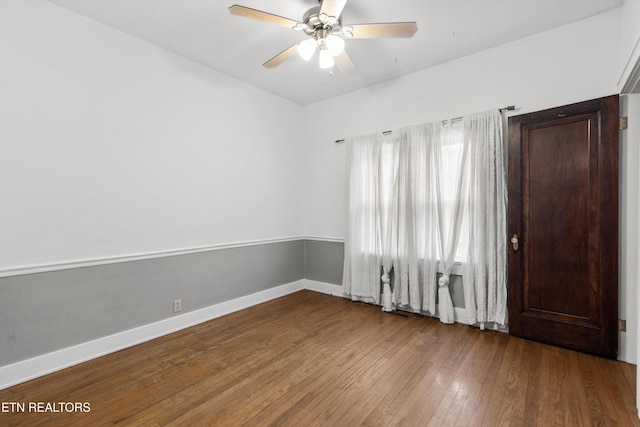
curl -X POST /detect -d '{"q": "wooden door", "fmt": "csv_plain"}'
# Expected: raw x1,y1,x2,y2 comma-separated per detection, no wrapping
507,95,619,359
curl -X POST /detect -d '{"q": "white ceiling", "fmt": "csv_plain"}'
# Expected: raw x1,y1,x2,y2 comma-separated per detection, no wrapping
49,0,624,105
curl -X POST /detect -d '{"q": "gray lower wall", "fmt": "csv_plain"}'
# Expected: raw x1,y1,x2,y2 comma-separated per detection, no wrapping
1,238,465,367
0,240,304,366
304,239,344,285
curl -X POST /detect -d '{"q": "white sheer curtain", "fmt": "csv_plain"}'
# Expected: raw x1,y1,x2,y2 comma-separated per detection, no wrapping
378,134,400,311
342,110,507,326
342,133,383,304
393,124,439,314
434,119,469,323
342,132,405,311
463,110,508,326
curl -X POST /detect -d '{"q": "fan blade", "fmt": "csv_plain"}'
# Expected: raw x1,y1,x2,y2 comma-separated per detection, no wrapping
343,22,418,39
229,5,303,29
334,50,357,75
263,44,299,68
319,0,348,25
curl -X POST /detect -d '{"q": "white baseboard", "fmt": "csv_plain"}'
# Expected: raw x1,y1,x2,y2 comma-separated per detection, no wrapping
0,280,306,390
302,279,345,297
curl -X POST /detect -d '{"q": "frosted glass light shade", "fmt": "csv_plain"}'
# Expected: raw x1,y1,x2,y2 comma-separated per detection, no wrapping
325,35,345,56
319,49,334,69
297,38,317,61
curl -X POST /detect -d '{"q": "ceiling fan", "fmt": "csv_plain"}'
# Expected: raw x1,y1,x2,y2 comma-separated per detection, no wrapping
228,0,418,74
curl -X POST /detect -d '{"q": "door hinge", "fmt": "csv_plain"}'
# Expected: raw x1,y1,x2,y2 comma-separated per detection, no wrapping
619,319,627,332
619,117,628,130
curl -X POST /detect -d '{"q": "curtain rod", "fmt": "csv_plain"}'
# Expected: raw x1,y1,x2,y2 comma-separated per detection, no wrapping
334,105,517,144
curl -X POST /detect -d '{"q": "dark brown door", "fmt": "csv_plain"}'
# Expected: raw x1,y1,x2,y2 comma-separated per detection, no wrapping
507,95,619,359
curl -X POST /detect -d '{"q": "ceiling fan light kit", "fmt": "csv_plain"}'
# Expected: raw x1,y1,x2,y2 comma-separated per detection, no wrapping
228,0,417,74
318,48,335,69
296,29,344,64
297,38,317,61
325,34,345,56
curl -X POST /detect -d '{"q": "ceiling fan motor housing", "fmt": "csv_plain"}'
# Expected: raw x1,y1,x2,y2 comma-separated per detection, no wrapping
302,6,342,35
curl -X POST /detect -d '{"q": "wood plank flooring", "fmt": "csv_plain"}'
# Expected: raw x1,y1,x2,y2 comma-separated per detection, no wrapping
0,290,637,426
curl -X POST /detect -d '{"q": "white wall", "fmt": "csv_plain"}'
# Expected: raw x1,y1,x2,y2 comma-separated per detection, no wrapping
0,0,305,270
301,9,638,362
617,0,640,370
618,0,640,91
634,93,640,417
621,93,639,365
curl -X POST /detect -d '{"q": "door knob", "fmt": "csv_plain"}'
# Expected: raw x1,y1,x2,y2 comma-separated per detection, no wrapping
511,234,519,251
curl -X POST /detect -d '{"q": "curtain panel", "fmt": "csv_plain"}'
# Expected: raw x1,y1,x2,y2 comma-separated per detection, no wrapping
342,110,507,326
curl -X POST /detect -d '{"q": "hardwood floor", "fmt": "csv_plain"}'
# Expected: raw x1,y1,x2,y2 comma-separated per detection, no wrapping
0,290,637,426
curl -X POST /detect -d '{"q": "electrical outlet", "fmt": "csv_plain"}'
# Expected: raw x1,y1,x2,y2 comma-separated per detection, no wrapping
173,299,182,313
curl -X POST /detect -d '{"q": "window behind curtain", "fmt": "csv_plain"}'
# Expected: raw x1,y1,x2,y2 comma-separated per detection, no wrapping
371,120,468,263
